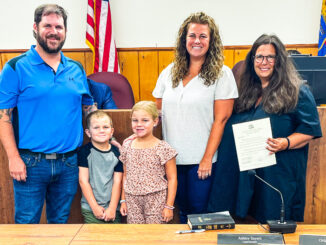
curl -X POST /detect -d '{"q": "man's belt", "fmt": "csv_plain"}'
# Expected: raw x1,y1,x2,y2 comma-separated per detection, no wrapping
19,149,77,160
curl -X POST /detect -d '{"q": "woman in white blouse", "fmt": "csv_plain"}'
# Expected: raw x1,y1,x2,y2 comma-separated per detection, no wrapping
152,12,238,223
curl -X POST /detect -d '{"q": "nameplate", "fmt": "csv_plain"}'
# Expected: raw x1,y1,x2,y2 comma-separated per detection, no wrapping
217,233,284,244
299,234,326,245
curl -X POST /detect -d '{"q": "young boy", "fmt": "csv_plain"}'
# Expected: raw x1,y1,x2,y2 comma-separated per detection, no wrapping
78,110,123,223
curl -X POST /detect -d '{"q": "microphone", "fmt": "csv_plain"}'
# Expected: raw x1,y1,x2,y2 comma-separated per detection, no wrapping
248,170,297,234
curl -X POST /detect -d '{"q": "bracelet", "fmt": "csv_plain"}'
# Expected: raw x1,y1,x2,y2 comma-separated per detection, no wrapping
119,199,126,204
164,205,175,210
285,137,290,150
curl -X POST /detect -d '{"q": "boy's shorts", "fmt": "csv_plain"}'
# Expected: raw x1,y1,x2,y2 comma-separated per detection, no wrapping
81,208,121,224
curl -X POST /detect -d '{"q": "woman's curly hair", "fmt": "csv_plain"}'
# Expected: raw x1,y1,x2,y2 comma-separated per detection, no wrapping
171,12,224,88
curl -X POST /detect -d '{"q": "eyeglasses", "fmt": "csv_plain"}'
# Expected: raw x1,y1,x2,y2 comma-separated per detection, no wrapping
253,55,276,63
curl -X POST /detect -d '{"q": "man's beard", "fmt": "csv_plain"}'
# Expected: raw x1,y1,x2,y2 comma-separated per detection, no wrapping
36,33,66,54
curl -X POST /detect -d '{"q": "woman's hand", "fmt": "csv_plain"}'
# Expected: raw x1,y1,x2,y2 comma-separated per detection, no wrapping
197,158,212,180
266,137,288,154
162,208,173,223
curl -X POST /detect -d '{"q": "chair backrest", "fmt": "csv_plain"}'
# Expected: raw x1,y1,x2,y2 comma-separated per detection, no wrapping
232,60,245,87
87,72,135,109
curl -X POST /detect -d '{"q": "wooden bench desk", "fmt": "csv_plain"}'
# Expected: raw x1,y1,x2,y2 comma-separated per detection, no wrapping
0,224,326,245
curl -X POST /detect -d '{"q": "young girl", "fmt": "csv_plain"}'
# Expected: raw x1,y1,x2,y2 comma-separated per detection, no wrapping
119,101,177,224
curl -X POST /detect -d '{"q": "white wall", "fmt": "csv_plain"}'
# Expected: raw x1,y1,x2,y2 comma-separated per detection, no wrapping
0,0,322,49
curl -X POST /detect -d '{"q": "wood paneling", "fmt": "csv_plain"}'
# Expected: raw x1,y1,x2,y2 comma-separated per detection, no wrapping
64,52,86,70
304,107,326,224
223,49,234,69
118,51,140,102
158,50,174,75
296,47,318,56
85,51,93,76
234,49,250,64
1,53,22,69
0,144,13,224
0,54,3,72
139,51,159,101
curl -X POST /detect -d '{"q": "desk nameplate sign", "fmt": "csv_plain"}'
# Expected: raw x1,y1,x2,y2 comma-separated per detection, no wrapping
299,234,326,245
217,233,284,244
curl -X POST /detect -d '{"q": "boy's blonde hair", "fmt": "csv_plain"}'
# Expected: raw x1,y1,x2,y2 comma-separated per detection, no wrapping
86,110,113,129
131,101,159,120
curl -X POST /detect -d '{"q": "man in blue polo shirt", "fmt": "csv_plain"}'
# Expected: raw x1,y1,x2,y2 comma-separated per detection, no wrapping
0,4,95,224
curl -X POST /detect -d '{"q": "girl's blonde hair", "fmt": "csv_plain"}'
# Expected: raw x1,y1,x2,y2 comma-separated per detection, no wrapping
131,101,159,120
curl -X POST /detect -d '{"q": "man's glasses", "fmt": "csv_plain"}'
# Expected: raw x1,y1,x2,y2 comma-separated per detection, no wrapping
253,55,276,63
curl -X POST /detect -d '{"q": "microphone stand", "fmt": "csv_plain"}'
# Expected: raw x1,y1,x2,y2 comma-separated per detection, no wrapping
250,170,297,234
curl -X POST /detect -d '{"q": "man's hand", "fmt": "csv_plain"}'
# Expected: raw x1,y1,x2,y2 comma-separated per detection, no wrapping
82,104,97,118
0,108,25,181
9,156,26,182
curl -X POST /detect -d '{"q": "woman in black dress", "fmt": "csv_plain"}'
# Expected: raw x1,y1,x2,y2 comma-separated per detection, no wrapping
207,34,322,223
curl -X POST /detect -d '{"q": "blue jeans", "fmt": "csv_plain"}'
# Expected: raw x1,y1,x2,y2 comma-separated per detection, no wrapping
13,151,78,224
176,163,216,224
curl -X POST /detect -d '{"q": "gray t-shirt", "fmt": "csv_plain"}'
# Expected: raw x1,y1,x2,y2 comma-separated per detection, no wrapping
78,142,123,211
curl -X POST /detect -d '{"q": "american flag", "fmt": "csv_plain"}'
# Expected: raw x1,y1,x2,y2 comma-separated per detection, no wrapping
86,0,119,72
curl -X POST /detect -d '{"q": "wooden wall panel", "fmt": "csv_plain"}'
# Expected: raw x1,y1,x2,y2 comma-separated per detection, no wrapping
234,49,250,65
139,51,158,101
0,54,3,71
84,51,93,76
223,49,234,69
304,107,326,224
1,53,23,69
158,50,175,75
63,52,86,70
0,144,13,224
118,51,140,102
296,48,318,56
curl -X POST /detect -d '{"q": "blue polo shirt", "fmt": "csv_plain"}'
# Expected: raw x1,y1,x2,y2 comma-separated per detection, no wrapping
0,45,93,153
